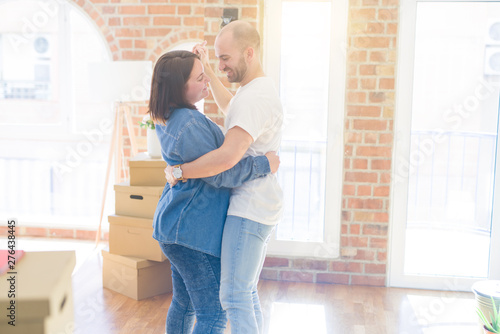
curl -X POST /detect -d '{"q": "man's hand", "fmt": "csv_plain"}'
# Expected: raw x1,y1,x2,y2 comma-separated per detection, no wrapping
164,165,178,187
265,151,280,174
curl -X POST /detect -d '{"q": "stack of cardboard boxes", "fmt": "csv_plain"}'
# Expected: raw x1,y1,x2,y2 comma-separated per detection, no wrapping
0,251,76,334
102,152,172,300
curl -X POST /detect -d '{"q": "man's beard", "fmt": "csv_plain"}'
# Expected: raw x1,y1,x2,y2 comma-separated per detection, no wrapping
226,57,248,83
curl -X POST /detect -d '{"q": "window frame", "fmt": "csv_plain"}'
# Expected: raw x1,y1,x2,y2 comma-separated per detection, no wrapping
263,0,348,258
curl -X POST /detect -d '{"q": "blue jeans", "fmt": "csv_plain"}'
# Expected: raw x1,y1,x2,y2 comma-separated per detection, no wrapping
219,216,275,334
159,243,227,334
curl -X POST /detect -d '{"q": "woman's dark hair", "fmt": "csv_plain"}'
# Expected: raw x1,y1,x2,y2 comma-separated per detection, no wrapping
148,50,199,124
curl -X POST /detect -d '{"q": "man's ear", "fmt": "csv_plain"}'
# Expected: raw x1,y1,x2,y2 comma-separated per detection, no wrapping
245,47,254,61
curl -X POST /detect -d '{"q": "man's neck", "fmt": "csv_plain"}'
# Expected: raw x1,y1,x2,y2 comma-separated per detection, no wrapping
240,67,265,87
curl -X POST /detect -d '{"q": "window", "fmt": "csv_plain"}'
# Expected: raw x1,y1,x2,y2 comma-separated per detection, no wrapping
0,0,112,228
390,0,500,290
264,0,348,258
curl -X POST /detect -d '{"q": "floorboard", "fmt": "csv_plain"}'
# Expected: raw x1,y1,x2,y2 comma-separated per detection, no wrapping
68,247,479,334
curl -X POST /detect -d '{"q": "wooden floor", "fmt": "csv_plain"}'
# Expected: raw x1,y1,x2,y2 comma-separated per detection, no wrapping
68,246,481,334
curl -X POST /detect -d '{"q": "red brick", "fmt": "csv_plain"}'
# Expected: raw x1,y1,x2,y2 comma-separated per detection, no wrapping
119,5,146,15
374,186,390,197
348,198,383,210
123,16,150,25
102,6,116,14
76,230,97,240
365,263,387,274
353,119,386,132
119,39,133,48
353,36,390,48
361,78,377,89
378,8,398,21
183,16,204,26
347,105,381,117
370,51,387,62
369,92,385,103
366,22,385,34
0,226,7,235
380,78,395,90
371,159,391,170
347,92,366,104
115,28,143,37
148,5,176,14
49,228,75,238
350,8,376,20
357,185,371,196
347,78,358,89
135,40,148,49
348,50,367,62
292,259,328,271
122,50,146,60
145,28,172,37
345,172,378,183
343,184,356,196
108,17,121,26
350,224,361,235
341,236,369,248
317,273,349,285
359,65,376,75
379,133,393,144
242,7,257,18
263,257,289,267
387,23,398,35
363,224,388,236
280,271,314,283
353,159,368,170
370,237,388,249
260,269,278,281
356,145,392,157
354,249,376,261
351,275,385,287
153,17,181,25
378,251,387,262
364,133,378,144
24,227,48,237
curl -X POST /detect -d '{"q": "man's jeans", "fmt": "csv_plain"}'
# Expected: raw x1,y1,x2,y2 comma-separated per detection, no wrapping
220,215,275,334
159,243,227,334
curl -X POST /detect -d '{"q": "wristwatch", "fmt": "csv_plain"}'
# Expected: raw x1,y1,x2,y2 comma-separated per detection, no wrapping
172,165,184,181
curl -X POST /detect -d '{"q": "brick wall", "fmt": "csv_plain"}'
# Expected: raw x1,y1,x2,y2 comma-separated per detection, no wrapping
7,0,399,287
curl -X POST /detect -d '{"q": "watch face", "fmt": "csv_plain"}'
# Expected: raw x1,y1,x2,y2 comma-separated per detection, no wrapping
173,168,182,179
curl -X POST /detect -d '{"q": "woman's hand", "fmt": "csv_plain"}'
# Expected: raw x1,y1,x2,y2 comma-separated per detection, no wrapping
192,41,210,68
265,151,280,174
164,165,178,187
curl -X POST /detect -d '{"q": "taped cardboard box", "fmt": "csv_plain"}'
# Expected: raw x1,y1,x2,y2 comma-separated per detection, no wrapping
129,152,167,186
108,214,166,262
102,250,172,300
114,182,164,219
0,251,75,334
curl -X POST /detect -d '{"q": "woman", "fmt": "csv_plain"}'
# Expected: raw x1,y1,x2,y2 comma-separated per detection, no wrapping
148,50,279,334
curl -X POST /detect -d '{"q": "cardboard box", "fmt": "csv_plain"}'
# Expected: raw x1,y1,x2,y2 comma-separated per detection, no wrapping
0,251,75,334
102,250,172,300
114,182,164,219
108,214,166,262
129,152,167,186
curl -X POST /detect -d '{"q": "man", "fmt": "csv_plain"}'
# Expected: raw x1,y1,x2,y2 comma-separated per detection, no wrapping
166,21,283,333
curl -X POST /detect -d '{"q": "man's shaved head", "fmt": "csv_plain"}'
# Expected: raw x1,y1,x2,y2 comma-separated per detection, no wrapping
218,20,260,53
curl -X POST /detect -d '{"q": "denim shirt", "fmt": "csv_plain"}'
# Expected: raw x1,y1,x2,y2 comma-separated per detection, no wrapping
152,107,271,257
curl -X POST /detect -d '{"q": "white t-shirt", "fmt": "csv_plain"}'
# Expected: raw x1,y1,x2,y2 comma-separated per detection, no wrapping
225,77,284,225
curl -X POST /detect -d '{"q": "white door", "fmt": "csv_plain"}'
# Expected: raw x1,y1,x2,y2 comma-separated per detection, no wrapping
390,0,500,291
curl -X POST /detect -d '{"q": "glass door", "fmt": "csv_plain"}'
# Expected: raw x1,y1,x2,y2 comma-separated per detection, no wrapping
391,0,500,291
